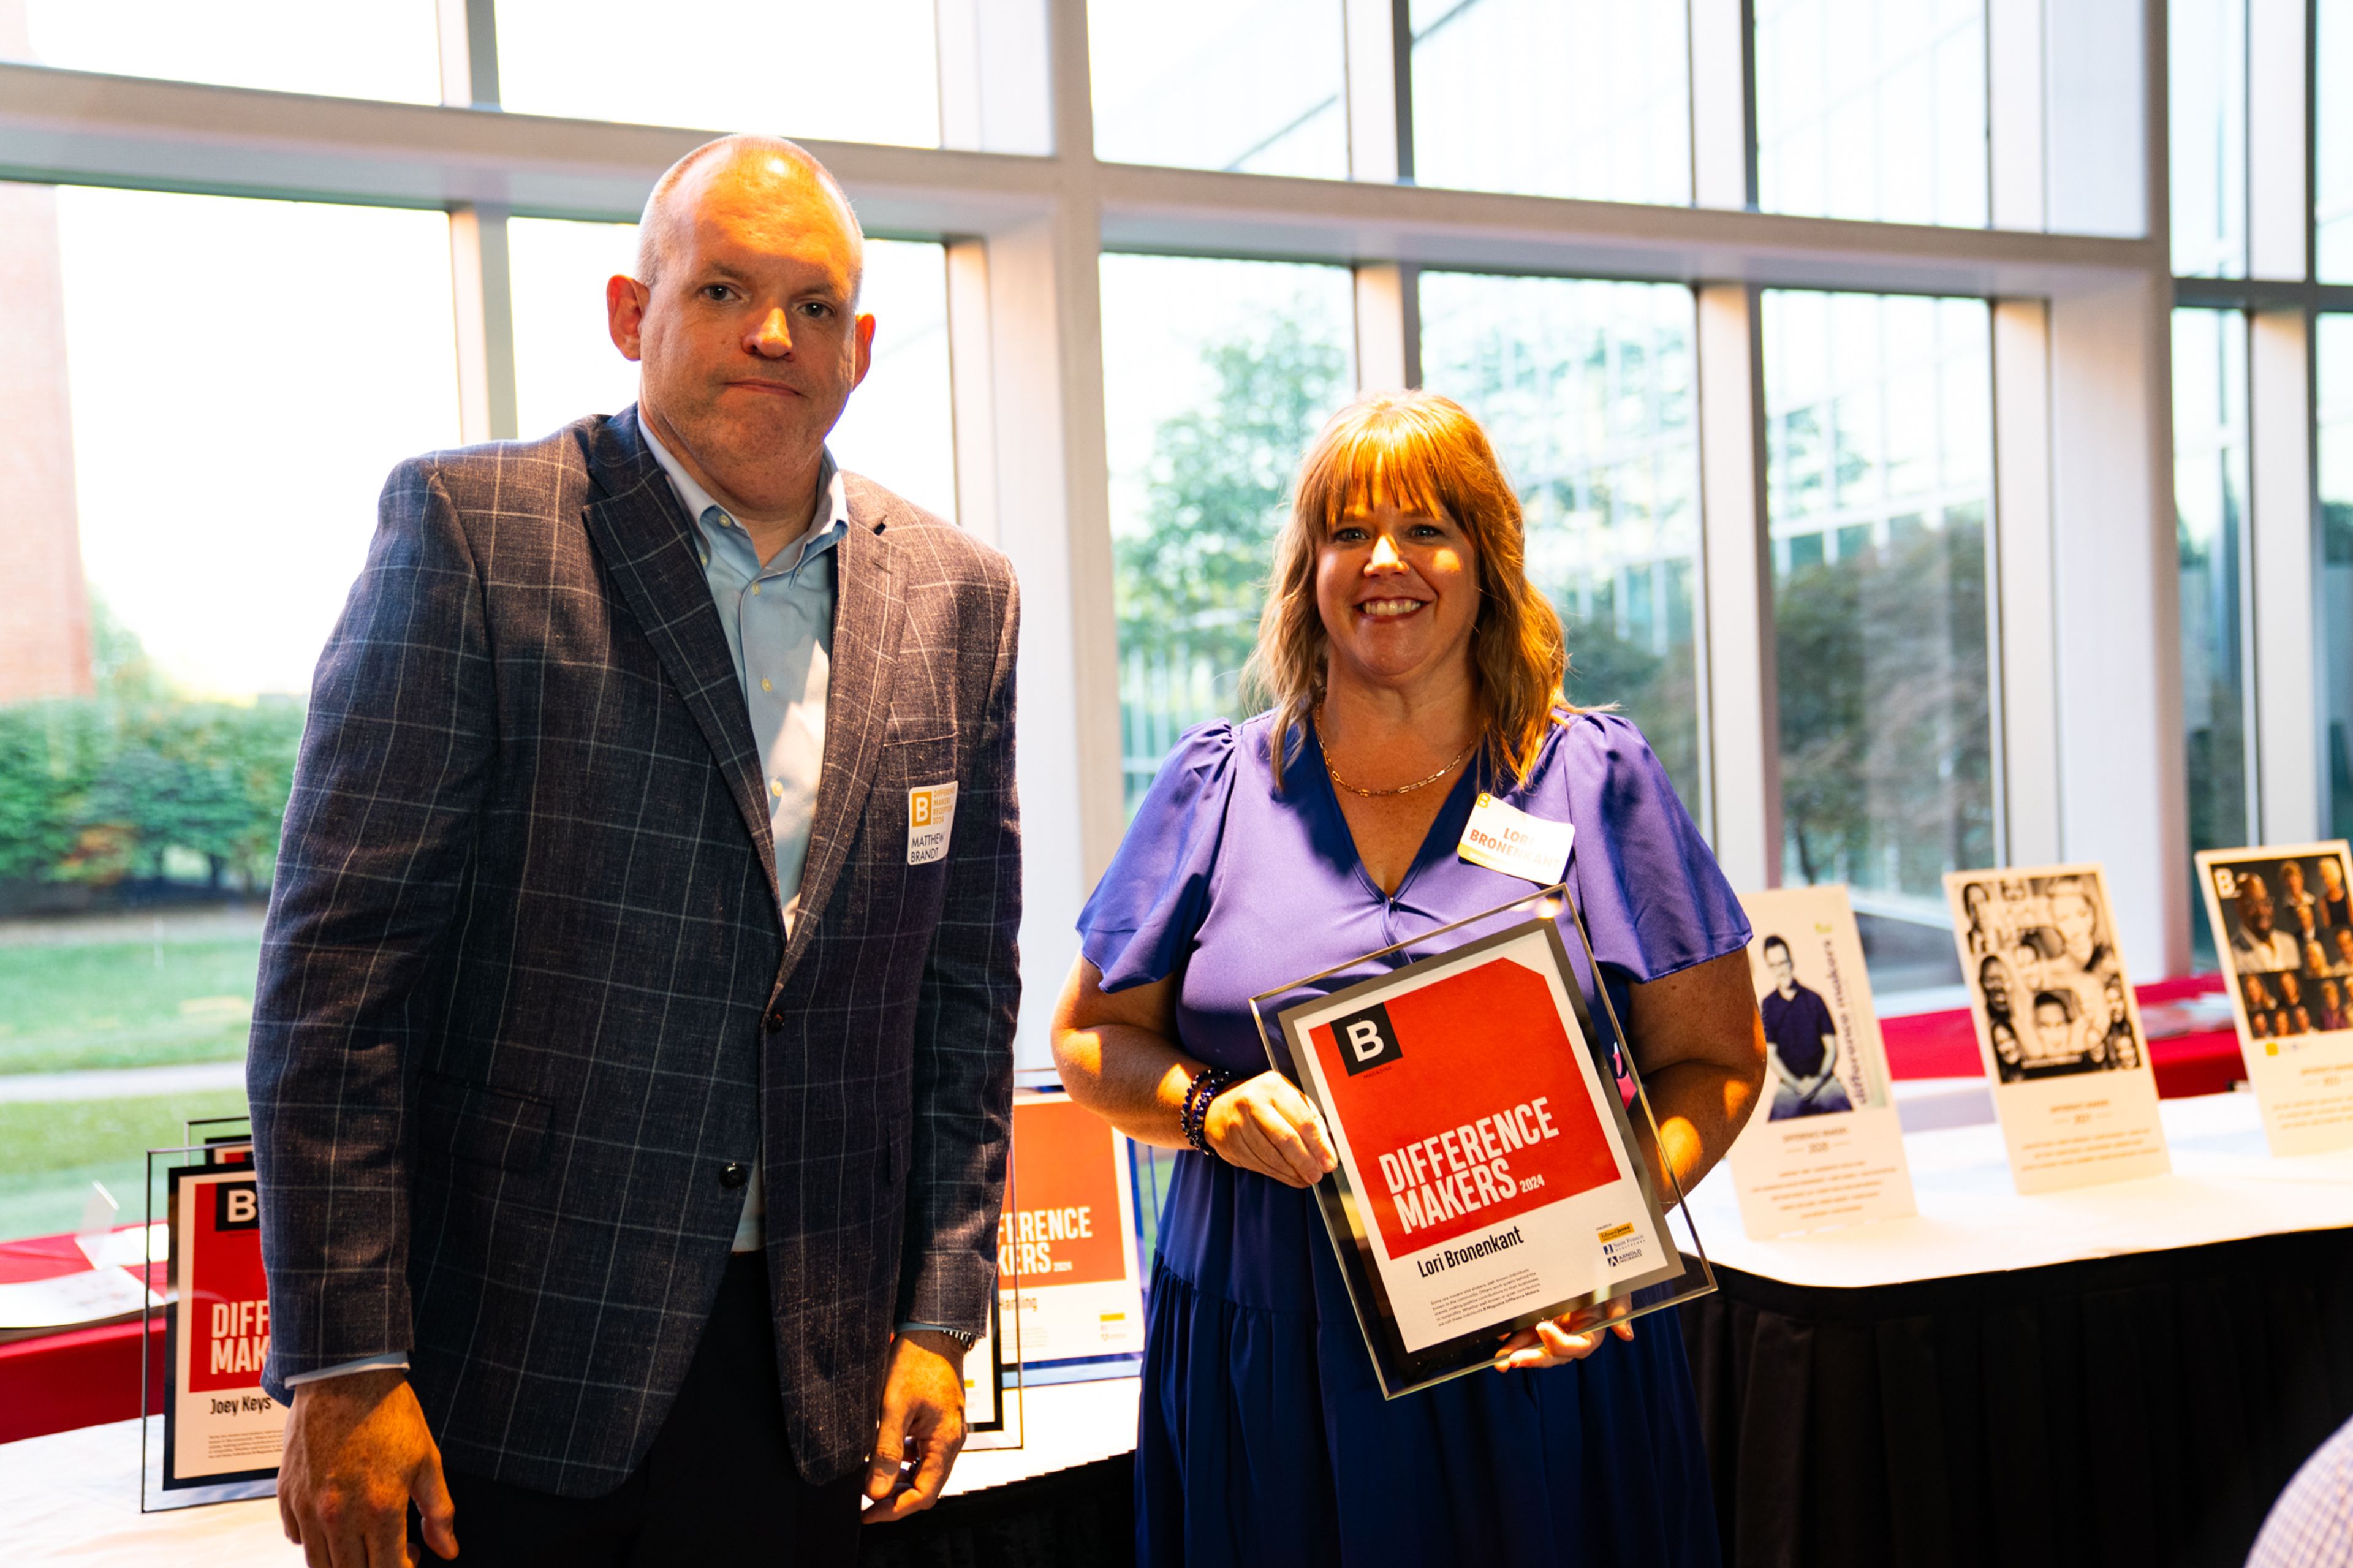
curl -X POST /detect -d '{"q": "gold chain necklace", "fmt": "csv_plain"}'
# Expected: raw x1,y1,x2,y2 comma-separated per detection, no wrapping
1315,713,1477,798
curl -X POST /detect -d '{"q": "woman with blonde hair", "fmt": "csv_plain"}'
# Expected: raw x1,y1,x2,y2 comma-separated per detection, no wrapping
1053,392,1765,1565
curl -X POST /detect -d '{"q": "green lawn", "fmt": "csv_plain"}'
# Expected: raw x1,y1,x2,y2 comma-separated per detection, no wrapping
0,938,260,1075
0,1089,251,1241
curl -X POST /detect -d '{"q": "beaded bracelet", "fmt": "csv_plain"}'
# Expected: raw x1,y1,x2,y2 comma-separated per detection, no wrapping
1181,1065,1238,1155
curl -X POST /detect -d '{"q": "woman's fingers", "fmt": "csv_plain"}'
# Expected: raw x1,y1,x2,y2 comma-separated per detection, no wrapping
1246,1094,1327,1185
1493,1314,1624,1371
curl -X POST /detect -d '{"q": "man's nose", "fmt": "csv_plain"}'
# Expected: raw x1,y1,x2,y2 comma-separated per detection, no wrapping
1366,533,1404,572
750,308,794,357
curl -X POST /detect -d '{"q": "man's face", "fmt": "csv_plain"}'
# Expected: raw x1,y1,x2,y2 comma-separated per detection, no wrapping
1980,958,2011,1013
608,154,873,515
2336,928,2353,965
1766,944,1795,990
2238,874,2276,937
2283,861,2308,896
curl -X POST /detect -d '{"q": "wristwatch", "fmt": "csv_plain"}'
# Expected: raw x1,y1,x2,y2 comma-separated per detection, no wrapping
900,1320,976,1349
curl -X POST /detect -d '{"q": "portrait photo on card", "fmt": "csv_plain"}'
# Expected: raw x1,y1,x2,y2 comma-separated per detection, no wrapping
1743,892,1891,1121
2199,843,2353,1046
1946,868,2145,1085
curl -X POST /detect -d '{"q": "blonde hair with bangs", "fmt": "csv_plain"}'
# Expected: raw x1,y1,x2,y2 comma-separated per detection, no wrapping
1243,391,1574,792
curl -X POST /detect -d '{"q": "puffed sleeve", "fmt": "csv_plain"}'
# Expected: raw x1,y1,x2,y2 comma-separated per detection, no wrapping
1076,719,1243,992
1559,713,1752,983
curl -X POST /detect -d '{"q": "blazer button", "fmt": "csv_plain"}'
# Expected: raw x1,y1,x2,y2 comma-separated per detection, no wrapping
763,1010,785,1034
719,1162,749,1190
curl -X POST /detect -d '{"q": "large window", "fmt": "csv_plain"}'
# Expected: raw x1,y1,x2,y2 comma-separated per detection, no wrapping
2320,315,2353,840
496,0,941,146
1088,0,1349,178
2170,0,2249,279
1419,273,1703,809
1763,290,1994,991
1408,0,1689,205
2172,308,2253,966
505,219,958,519
0,185,461,1236
1098,254,1355,812
1753,0,1988,228
2322,0,2353,282
6,0,441,102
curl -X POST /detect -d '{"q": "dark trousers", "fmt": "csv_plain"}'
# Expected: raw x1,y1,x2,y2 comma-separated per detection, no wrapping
418,1252,862,1567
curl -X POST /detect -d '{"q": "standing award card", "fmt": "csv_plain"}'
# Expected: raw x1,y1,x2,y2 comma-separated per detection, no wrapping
159,1153,283,1499
2196,841,2353,1156
1944,865,2170,1193
1254,889,1709,1399
998,1091,1145,1366
1724,886,1916,1237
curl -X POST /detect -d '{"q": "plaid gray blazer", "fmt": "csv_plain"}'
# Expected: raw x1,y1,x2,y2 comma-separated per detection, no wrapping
246,407,1019,1492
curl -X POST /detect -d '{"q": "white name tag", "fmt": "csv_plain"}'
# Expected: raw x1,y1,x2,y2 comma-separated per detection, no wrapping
907,782,958,865
1457,793,1574,885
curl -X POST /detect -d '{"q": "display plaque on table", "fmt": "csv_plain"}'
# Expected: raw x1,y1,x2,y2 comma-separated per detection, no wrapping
142,1133,284,1510
1251,886,1712,1399
1724,885,1917,1237
1943,863,2172,1194
997,1090,1145,1371
2195,840,2353,1156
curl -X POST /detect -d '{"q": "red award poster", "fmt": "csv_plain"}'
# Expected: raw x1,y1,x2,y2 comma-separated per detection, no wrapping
163,1163,284,1490
1264,915,1695,1396
997,1092,1144,1363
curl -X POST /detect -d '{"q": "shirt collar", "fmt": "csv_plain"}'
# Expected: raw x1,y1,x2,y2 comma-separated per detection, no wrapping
639,413,849,568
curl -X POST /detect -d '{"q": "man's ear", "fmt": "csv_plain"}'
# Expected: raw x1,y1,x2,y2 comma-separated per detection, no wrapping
607,274,650,362
851,312,877,389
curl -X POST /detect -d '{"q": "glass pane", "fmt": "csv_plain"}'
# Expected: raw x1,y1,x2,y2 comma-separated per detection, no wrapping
1762,290,1994,995
2172,308,2253,968
1089,0,1349,178
506,219,957,521
2170,0,2249,278
2321,0,2353,281
1409,0,1689,204
497,0,940,146
2314,316,2353,838
11,0,440,102
1099,254,1355,813
1754,0,1988,227
0,184,460,1238
1418,273,1704,811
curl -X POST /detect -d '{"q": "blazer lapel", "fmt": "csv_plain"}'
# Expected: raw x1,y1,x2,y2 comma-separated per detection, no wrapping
778,501,902,982
579,410,784,924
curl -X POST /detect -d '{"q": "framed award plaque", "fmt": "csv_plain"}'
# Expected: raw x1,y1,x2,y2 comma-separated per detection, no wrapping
1251,885,1713,1399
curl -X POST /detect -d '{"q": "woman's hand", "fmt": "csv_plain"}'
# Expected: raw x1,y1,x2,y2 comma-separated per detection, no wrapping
1491,1314,1634,1373
1203,1072,1337,1187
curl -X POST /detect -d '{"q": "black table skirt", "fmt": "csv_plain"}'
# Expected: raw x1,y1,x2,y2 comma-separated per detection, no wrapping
1680,1226,2353,1568
858,1453,1133,1568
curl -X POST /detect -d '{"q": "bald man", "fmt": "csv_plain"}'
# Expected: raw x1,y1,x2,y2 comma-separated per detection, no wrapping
248,136,1019,1566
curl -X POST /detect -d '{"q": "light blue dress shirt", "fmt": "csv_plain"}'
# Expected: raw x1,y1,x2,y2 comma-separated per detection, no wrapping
641,422,846,1254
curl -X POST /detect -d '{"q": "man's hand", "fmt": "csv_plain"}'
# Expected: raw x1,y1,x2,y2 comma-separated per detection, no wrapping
861,1330,968,1524
279,1368,456,1567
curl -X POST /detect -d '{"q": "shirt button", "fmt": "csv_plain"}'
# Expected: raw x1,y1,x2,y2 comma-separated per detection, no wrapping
719,1162,749,1190
763,1010,786,1034
770,780,784,798
750,583,762,596
760,678,773,692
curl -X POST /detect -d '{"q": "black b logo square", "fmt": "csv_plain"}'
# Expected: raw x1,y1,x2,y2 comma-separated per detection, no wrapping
214,1180,260,1232
1332,1002,1403,1075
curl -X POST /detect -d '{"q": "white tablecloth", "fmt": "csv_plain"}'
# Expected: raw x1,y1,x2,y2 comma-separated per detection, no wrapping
1682,1089,2353,1290
0,1379,1141,1564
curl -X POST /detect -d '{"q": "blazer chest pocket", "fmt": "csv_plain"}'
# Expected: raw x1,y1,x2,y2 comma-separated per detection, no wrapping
882,730,957,789
419,1071,554,1173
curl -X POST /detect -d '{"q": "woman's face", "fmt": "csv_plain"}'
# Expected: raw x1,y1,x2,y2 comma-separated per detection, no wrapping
1314,494,1480,693
2052,893,2097,958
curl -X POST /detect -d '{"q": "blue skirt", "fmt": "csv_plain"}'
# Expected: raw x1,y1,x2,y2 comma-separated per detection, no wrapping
1134,1158,1722,1567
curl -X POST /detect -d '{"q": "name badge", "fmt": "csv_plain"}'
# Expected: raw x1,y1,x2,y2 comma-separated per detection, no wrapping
907,782,958,865
1457,793,1574,885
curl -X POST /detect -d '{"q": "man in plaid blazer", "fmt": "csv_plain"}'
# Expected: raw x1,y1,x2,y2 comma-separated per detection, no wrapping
248,135,1017,1566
